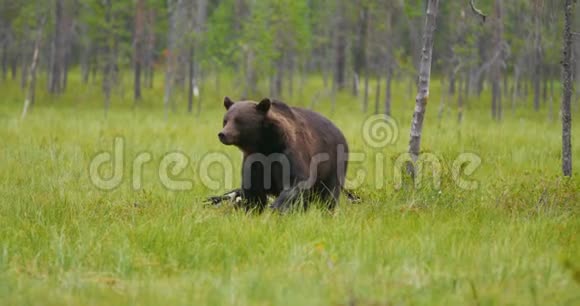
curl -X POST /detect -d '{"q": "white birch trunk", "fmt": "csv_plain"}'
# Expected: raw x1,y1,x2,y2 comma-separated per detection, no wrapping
407,0,439,176
21,23,43,119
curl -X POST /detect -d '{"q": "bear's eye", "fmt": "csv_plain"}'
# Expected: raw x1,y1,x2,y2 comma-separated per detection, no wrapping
222,119,227,127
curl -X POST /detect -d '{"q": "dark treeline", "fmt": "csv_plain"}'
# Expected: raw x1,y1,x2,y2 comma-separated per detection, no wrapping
1,0,579,117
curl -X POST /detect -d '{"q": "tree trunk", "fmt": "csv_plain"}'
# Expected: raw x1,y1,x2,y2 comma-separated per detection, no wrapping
164,0,180,116
149,65,155,88
102,0,117,117
299,62,307,97
448,69,455,95
20,44,28,90
275,54,284,97
61,15,70,92
476,34,485,97
214,62,220,93
407,0,439,176
245,49,257,96
10,52,17,80
384,64,393,117
22,21,44,119
334,2,347,92
549,77,554,122
561,0,574,177
437,77,446,122
533,1,542,112
523,79,529,101
323,44,330,89
374,75,381,115
331,70,337,113
458,75,465,124
464,69,470,104
134,58,142,102
503,72,509,98
511,66,520,112
490,0,504,121
49,0,64,94
47,33,55,90
133,0,145,103
363,70,369,113
533,69,541,111
81,55,89,84
384,11,393,117
491,77,502,120
408,76,414,100
62,48,69,91
196,62,202,117
576,39,580,111
1,40,7,80
288,54,294,98
334,35,346,91
194,0,207,116
352,5,368,96
542,73,548,106
146,9,156,89
80,22,90,84
92,53,98,85
188,47,194,113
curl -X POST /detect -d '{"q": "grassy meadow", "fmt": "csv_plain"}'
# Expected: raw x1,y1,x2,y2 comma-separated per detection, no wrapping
0,71,579,305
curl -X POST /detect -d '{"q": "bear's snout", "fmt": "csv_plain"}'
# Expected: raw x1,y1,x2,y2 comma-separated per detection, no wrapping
218,132,227,143
218,131,234,145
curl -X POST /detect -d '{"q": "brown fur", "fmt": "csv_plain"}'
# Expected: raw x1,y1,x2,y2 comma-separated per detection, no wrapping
217,97,349,212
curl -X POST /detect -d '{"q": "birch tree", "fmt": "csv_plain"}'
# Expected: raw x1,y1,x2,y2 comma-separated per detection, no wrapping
133,0,146,103
21,15,45,119
188,0,207,115
48,0,66,94
532,0,543,112
163,0,180,116
561,0,575,177
406,0,439,176
404,0,488,176
490,0,504,121
352,1,369,97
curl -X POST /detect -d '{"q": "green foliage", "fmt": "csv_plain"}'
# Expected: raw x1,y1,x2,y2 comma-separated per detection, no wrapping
3,0,47,37
402,0,425,18
204,0,312,75
79,0,133,66
204,0,239,68
239,0,312,74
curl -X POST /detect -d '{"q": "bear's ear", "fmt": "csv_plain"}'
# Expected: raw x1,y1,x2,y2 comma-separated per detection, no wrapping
256,98,271,113
224,96,234,110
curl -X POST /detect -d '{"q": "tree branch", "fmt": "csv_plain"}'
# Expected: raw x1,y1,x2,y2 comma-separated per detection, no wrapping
469,0,487,23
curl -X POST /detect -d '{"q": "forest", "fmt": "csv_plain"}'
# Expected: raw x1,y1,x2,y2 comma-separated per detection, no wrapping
0,0,579,305
1,0,578,116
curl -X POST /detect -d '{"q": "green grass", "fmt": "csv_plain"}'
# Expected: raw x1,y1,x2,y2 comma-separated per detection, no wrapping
0,72,579,305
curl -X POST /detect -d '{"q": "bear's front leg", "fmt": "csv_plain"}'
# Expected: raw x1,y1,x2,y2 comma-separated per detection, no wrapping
270,181,311,212
240,190,268,212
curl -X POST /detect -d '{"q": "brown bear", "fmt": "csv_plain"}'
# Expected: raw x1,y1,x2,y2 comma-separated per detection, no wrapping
207,96,349,212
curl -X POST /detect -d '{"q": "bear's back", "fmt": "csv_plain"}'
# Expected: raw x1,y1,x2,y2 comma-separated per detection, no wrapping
291,106,347,149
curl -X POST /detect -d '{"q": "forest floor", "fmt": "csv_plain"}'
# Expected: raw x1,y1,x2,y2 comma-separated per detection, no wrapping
0,75,579,305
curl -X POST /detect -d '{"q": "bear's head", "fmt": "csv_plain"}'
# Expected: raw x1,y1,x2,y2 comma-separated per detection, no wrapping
218,96,273,152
